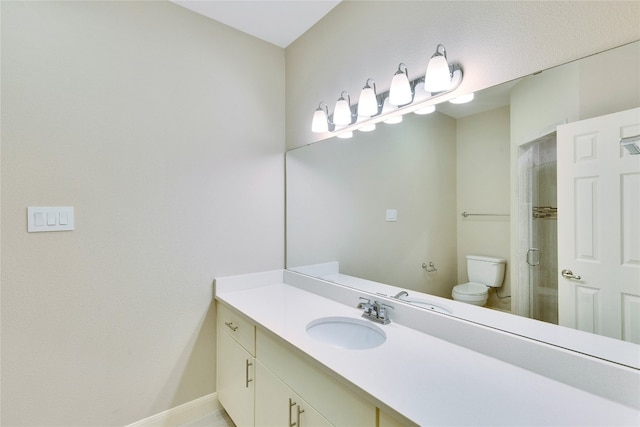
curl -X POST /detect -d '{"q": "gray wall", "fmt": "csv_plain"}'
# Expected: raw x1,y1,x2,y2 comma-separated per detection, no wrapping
1,2,284,425
287,112,457,297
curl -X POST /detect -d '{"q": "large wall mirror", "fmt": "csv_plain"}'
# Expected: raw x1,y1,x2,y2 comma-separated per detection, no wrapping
286,41,640,368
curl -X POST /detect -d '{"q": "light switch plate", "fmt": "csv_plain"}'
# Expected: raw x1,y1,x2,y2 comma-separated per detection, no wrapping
28,207,74,232
386,209,398,222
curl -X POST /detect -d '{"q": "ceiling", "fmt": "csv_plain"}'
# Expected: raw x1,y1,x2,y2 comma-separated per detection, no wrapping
170,1,341,48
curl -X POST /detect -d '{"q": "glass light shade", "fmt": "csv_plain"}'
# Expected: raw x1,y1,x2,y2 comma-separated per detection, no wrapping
449,93,475,104
336,131,353,139
384,115,403,125
355,113,376,132
381,98,403,124
358,123,376,132
414,105,436,115
333,97,352,126
412,82,431,103
425,54,451,92
311,107,329,132
389,71,412,106
358,86,379,117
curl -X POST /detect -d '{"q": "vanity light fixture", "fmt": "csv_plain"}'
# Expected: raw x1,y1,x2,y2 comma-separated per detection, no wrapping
355,115,377,132
449,93,475,104
311,102,331,132
424,44,453,92
333,91,354,126
389,63,413,106
381,97,403,124
310,43,464,137
358,78,380,117
336,131,353,139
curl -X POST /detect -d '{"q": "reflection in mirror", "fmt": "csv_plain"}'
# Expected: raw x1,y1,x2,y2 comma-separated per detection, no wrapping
286,41,640,367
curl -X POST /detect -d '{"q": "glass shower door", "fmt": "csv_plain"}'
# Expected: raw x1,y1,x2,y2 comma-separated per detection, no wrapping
522,136,558,324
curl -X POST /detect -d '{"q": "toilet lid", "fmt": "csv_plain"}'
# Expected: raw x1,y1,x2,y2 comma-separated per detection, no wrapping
454,282,488,296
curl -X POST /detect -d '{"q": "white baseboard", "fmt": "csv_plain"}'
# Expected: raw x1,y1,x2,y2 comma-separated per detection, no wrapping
126,393,221,427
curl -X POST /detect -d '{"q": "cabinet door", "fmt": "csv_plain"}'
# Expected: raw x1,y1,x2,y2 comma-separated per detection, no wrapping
255,361,331,427
217,329,255,427
257,329,375,426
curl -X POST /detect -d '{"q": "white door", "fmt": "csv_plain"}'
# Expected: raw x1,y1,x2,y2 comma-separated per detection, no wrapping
557,107,640,343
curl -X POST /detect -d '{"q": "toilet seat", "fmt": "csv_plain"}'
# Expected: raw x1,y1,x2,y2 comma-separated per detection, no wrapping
452,282,489,306
453,282,488,296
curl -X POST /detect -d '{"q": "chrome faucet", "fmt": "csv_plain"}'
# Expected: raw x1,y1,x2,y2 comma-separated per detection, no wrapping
358,297,394,324
393,291,409,299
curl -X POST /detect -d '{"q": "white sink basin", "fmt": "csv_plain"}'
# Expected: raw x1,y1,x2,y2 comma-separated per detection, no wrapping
306,316,386,350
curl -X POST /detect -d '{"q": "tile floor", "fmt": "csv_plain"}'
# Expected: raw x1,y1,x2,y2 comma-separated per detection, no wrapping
180,409,235,427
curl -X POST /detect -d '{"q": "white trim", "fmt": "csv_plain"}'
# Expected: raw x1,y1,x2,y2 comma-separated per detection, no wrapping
126,393,221,427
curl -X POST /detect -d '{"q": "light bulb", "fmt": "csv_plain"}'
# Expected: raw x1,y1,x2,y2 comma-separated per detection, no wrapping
333,92,352,126
425,44,452,92
389,63,412,106
311,103,329,132
358,79,379,117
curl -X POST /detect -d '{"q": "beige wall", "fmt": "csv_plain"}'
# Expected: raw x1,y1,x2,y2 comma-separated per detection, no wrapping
1,1,284,426
286,1,640,149
456,106,511,310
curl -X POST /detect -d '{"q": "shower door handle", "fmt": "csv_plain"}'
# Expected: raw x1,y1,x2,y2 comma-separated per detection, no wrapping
526,248,540,266
561,269,581,280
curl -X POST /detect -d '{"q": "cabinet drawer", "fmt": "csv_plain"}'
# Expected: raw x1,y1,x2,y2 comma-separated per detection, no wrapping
257,328,376,426
217,301,255,356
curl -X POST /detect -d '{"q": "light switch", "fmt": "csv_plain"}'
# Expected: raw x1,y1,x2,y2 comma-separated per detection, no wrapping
34,212,45,226
59,211,68,225
28,207,74,232
386,209,398,222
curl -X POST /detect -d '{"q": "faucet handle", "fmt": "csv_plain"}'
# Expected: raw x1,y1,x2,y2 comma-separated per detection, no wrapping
357,297,372,311
377,302,394,323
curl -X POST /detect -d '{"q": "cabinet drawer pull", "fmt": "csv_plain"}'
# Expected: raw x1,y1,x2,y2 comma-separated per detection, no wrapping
297,405,305,427
224,321,238,332
289,398,297,427
245,359,253,388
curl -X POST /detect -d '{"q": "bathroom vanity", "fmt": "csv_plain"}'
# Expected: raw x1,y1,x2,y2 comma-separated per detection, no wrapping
215,269,639,426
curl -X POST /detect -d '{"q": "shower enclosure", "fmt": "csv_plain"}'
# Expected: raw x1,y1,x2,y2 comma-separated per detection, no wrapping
518,135,558,324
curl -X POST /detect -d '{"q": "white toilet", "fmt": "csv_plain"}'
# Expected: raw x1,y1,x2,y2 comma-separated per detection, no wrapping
452,255,506,306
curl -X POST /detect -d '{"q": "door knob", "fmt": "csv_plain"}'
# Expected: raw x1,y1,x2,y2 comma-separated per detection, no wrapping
561,269,581,280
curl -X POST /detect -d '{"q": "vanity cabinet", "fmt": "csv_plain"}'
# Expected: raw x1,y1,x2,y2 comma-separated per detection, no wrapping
216,303,255,427
256,329,376,427
216,301,379,427
255,361,331,427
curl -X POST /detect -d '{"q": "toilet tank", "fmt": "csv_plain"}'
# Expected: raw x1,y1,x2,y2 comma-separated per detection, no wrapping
466,255,506,287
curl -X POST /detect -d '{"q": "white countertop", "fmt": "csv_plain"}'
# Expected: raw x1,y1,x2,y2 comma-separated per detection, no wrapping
216,271,640,426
